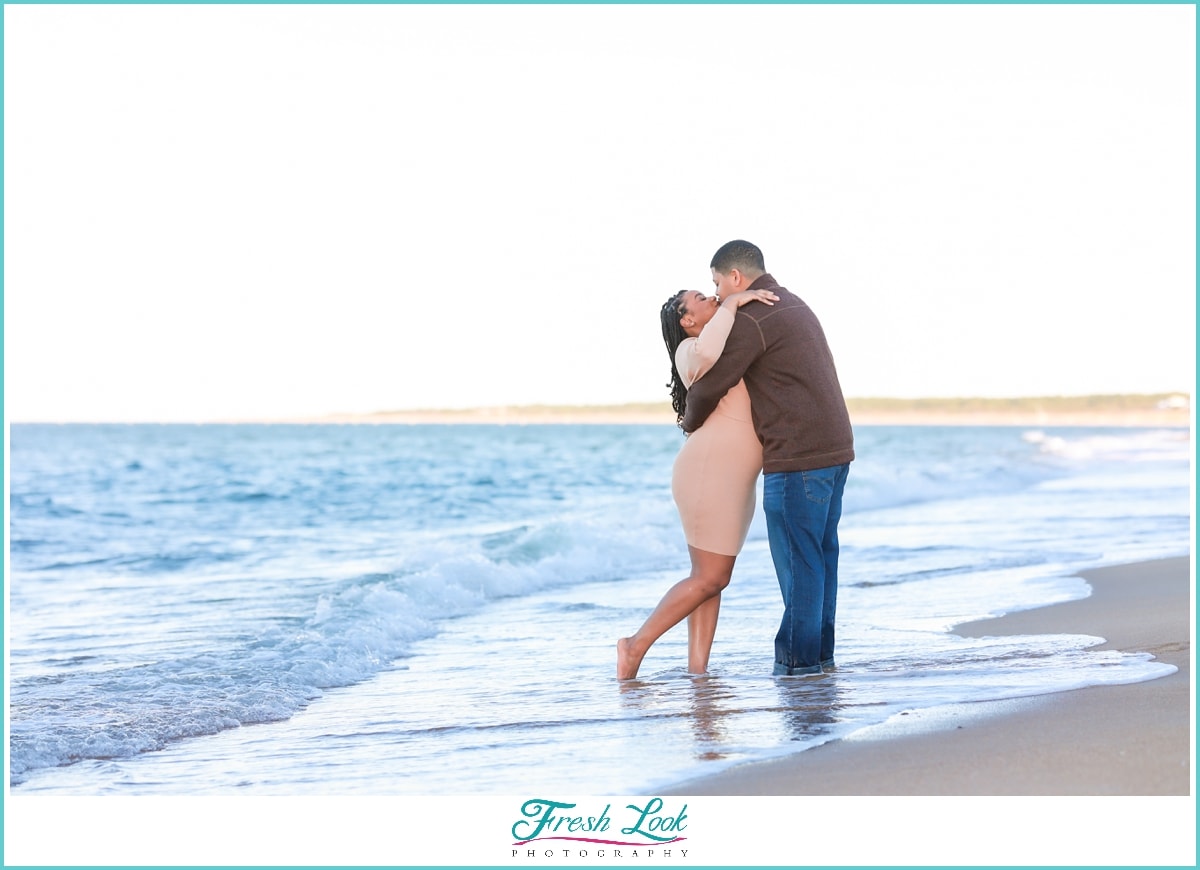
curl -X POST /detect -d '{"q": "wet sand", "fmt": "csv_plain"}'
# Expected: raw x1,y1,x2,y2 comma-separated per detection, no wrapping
664,556,1192,796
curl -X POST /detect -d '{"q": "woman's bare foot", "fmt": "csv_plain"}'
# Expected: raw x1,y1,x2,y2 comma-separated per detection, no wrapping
616,637,645,680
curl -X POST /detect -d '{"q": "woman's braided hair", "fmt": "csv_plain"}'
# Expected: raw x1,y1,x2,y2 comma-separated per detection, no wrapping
660,290,690,429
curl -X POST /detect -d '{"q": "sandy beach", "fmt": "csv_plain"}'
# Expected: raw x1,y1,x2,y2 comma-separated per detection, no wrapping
664,556,1193,796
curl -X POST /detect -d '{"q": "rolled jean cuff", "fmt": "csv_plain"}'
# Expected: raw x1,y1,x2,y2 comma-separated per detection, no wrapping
773,661,822,676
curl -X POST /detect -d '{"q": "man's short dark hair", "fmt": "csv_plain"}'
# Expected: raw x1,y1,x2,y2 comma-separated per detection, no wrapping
710,240,765,275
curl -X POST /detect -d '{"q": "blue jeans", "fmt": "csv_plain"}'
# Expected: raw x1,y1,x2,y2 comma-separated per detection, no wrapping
763,464,850,676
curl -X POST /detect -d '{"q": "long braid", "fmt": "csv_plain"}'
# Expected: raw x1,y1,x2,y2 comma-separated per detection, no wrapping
660,290,690,429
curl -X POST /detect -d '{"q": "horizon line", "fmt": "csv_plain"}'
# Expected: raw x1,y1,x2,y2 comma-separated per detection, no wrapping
7,391,1192,426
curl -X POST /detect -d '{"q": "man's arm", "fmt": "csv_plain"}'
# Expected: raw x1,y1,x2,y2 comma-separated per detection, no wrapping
680,315,763,433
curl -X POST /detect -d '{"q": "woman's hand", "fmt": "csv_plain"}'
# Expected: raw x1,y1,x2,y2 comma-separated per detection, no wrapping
720,288,779,310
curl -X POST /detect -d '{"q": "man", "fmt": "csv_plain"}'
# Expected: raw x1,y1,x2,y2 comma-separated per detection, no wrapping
681,240,854,675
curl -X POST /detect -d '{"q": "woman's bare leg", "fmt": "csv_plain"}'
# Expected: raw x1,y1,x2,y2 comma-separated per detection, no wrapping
687,593,721,675
617,546,735,680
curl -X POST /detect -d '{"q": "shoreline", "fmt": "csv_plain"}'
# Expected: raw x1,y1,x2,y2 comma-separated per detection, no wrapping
304,410,1190,428
225,393,1194,427
239,401,1193,427
28,410,1185,427
13,396,1190,428
663,555,1192,796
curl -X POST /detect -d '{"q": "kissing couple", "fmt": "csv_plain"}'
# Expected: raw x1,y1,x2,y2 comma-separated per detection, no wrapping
618,239,855,679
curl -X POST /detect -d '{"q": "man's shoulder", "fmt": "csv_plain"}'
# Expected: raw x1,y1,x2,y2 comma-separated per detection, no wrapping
764,283,802,305
736,288,808,324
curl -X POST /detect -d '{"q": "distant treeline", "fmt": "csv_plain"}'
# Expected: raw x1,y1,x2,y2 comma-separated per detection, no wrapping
377,393,1188,419
845,393,1189,414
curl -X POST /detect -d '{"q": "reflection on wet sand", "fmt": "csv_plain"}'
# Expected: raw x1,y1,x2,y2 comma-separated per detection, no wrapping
618,671,849,765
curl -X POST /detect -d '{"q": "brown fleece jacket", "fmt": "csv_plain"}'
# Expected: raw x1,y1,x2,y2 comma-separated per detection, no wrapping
680,274,855,473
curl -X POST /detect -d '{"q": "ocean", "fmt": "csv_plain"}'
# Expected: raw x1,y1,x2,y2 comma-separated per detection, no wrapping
6,421,1192,795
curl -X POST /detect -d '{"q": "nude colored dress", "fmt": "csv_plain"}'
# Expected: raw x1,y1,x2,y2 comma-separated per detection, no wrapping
671,306,764,557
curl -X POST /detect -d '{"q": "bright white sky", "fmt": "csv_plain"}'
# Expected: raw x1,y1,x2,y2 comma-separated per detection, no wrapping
5,4,1195,422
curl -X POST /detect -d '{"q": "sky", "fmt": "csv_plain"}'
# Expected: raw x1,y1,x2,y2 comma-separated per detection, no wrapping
4,4,1195,422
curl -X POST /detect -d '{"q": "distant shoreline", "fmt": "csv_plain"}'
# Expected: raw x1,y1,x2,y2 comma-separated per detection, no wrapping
276,394,1193,428
302,409,1191,429
15,394,1192,428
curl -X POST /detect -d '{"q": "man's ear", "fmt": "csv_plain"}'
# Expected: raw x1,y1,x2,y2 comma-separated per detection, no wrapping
729,268,745,290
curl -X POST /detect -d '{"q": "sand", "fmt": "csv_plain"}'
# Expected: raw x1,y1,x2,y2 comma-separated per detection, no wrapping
663,556,1193,796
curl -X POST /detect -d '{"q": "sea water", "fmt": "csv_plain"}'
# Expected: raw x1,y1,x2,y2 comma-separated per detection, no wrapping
6,422,1191,794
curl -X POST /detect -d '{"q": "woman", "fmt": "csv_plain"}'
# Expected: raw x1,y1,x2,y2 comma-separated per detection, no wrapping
616,286,776,679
